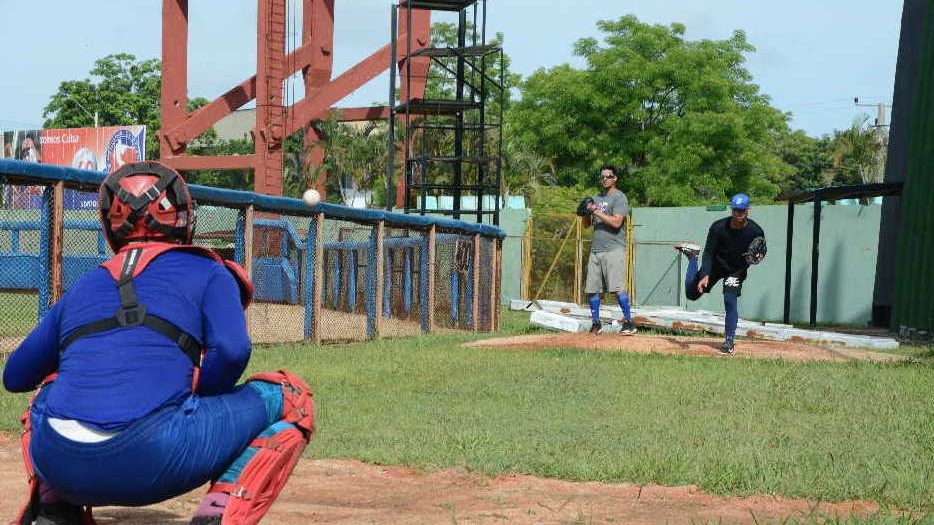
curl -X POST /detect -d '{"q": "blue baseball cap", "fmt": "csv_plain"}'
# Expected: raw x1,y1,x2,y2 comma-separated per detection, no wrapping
730,193,750,210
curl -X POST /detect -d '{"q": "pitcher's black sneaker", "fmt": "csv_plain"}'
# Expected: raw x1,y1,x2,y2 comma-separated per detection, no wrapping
719,339,735,355
674,242,701,258
620,320,637,335
589,321,602,334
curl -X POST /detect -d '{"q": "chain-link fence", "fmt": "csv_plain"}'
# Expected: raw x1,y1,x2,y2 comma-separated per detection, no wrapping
0,160,505,354
520,211,634,305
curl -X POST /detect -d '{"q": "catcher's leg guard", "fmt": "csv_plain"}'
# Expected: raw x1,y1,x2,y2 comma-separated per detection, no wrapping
14,377,96,525
207,370,314,525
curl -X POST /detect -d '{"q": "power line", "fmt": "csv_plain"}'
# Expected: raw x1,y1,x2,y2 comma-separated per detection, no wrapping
854,96,891,128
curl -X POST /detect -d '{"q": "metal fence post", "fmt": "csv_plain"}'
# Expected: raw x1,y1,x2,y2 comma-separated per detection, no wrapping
243,205,255,278
419,225,436,332
521,215,532,299
241,205,255,339
304,212,323,342
50,182,65,304
575,216,583,305
493,237,502,331
38,186,53,319
366,219,384,339
312,213,324,343
471,233,480,331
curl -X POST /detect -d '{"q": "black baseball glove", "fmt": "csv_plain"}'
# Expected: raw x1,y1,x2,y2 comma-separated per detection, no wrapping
576,197,595,217
743,236,767,265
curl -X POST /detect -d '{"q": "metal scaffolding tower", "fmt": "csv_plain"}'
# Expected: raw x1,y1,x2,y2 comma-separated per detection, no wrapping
388,0,504,224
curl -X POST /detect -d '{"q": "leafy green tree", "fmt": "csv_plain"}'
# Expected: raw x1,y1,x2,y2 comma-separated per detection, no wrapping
509,16,793,206
775,130,834,193
43,54,162,159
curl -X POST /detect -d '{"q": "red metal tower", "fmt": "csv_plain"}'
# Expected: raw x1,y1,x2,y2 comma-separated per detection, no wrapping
159,0,431,202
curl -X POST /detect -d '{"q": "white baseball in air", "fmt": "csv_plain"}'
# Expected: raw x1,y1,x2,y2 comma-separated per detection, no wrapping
302,189,321,207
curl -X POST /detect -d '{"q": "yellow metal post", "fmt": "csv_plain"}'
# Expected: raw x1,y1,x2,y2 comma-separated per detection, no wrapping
521,215,532,300
574,216,583,305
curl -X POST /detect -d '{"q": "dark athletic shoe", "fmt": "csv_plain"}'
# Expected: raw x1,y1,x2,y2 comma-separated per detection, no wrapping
719,339,735,355
620,320,637,335
589,321,602,334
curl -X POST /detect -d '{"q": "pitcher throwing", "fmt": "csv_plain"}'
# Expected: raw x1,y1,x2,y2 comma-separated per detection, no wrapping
675,193,766,355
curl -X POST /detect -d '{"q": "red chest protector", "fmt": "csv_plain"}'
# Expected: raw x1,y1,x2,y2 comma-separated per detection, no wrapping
60,242,253,391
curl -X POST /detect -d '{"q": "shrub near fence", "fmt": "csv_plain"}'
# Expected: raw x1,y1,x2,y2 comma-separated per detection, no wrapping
0,159,505,353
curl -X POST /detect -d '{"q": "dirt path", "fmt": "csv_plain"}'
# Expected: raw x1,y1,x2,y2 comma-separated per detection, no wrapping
464,333,908,362
0,433,881,525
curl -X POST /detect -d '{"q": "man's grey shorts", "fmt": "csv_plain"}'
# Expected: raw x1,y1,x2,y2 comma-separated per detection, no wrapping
585,249,628,294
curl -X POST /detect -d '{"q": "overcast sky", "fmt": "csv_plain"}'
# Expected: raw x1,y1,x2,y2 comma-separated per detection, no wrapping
0,0,903,137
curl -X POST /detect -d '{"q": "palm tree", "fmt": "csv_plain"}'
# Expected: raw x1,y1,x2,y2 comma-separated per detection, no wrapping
502,139,556,202
301,116,387,207
831,115,886,186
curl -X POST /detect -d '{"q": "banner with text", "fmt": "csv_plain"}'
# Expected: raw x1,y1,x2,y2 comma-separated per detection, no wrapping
1,126,146,209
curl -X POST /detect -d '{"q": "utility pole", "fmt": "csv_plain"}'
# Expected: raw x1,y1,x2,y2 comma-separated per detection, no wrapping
854,97,891,131
854,97,891,184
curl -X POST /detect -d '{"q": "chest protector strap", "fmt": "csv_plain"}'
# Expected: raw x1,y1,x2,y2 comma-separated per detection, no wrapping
60,243,253,373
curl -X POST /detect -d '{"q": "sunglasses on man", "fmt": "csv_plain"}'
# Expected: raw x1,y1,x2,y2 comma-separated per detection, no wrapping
599,174,616,180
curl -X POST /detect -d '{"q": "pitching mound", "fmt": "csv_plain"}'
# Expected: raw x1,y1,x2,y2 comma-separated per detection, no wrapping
464,333,908,362
0,433,881,524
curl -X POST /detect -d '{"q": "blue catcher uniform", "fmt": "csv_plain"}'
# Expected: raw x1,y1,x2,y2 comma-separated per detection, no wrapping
3,162,314,525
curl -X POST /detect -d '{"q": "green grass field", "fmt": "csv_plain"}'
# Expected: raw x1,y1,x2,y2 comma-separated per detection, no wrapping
1,311,931,520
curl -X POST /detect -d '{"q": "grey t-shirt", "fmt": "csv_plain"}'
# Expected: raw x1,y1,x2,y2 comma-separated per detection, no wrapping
590,189,630,253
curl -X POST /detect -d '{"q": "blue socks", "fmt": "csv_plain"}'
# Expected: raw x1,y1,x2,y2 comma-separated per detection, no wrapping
724,292,738,341
588,294,601,324
589,293,632,323
685,255,699,292
616,292,631,322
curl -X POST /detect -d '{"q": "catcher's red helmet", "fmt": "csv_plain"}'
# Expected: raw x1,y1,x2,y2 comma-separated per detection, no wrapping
99,161,195,251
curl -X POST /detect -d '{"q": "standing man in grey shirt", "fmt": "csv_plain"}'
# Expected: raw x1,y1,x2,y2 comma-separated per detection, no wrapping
581,164,636,334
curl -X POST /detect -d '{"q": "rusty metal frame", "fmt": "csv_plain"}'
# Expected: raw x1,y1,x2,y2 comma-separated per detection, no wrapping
160,0,430,200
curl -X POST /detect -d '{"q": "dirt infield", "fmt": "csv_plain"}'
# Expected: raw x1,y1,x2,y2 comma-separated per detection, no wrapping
0,433,882,525
464,333,908,362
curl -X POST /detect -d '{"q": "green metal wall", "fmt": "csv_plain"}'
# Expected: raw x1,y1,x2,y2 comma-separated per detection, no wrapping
497,208,531,305
632,204,883,325
894,4,934,335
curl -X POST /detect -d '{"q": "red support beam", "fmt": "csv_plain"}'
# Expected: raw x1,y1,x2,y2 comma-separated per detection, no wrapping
284,22,429,137
160,0,189,159
254,0,287,196
302,0,335,195
304,0,335,95
164,79,256,154
399,7,431,103
159,1,432,199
